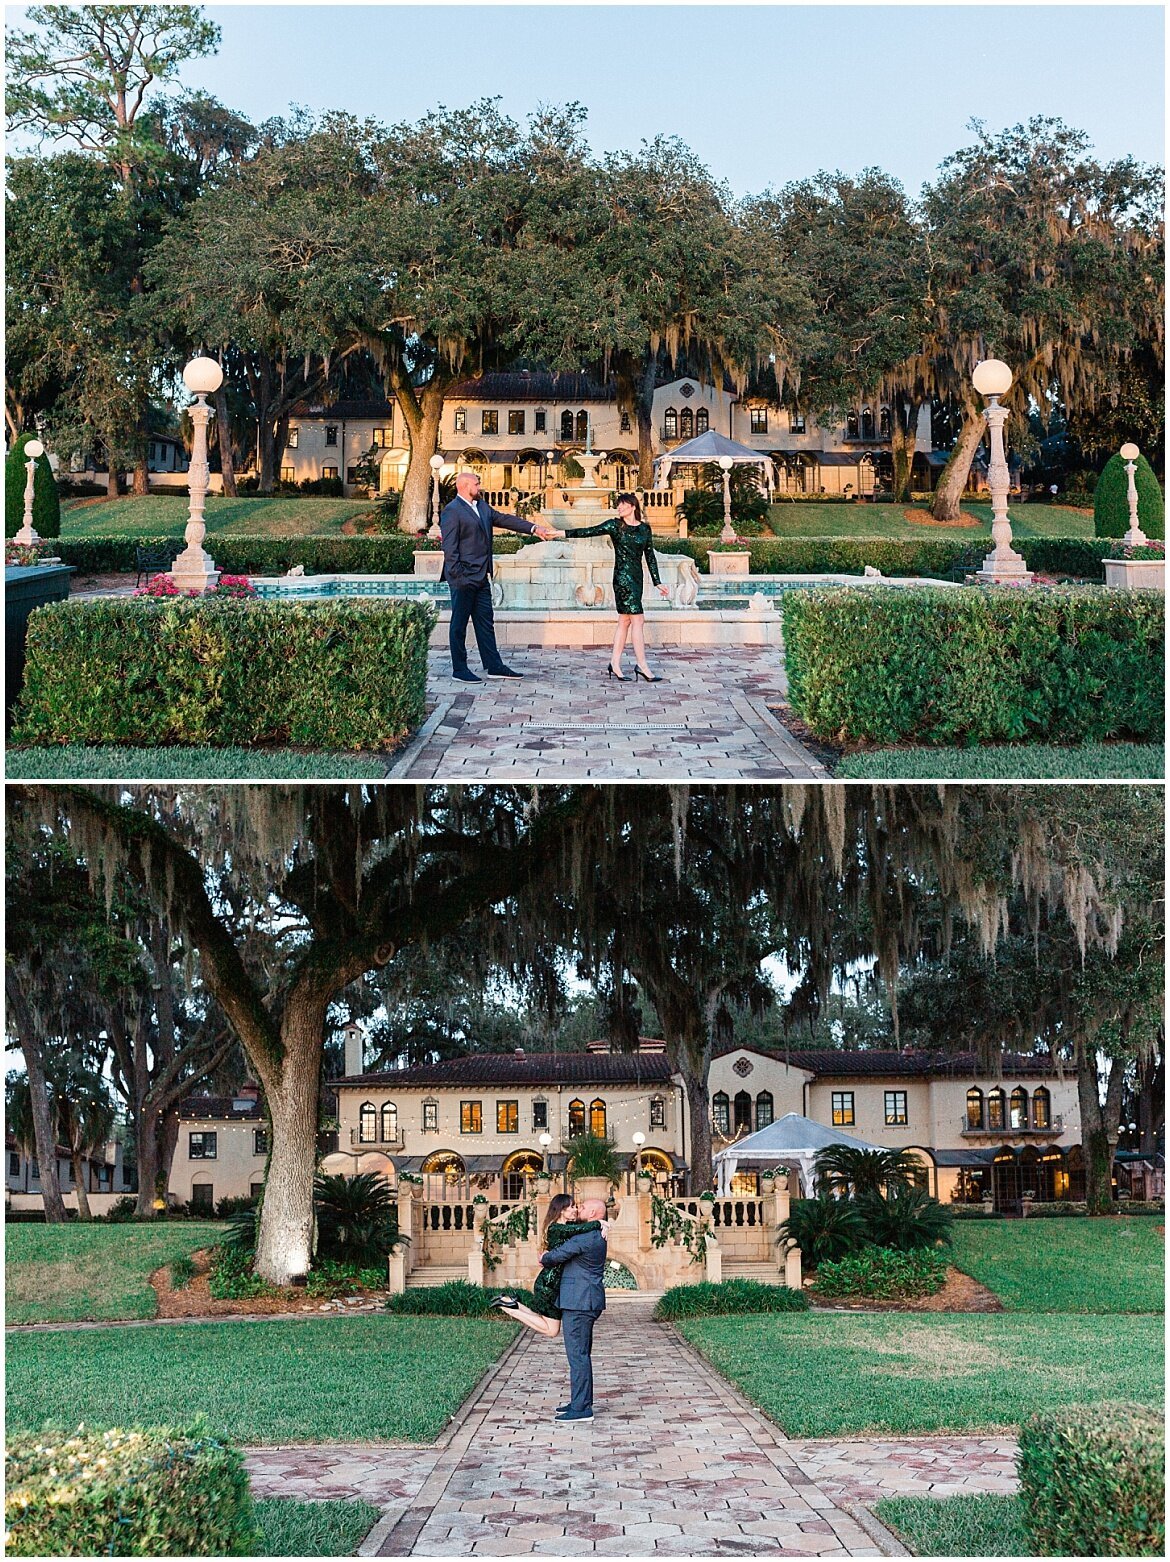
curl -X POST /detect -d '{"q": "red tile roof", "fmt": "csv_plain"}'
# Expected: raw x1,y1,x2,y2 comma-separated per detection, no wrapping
340,1051,674,1088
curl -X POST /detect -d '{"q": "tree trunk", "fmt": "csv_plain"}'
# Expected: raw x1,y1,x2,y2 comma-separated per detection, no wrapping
135,1109,161,1218
214,386,237,497
158,1109,180,1201
106,462,120,500
683,1066,714,1194
890,403,918,501
252,997,328,1285
637,361,658,489
931,408,984,521
71,1150,93,1221
1077,1043,1124,1214
6,984,68,1223
396,380,445,534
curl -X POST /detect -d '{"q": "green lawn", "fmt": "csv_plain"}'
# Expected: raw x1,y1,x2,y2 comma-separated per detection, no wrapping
676,1313,1163,1437
949,1216,1165,1313
61,495,375,538
766,502,1093,540
254,1498,381,1557
6,745,389,779
5,1222,226,1325
835,743,1164,780
5,1314,516,1443
875,1494,1030,1558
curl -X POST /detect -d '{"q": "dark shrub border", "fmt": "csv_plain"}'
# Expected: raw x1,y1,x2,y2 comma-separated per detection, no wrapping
784,586,1164,745
654,1279,809,1319
12,597,435,751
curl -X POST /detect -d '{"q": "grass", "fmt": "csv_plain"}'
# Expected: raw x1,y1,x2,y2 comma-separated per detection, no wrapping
60,495,375,538
5,1314,517,1444
254,1498,381,1557
676,1313,1164,1437
874,1493,1030,1557
5,1222,226,1325
766,502,1093,540
834,743,1164,779
5,745,390,779
949,1216,1165,1313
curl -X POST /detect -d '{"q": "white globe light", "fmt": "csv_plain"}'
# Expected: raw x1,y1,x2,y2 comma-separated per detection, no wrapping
972,359,1013,398
632,1131,646,1146
183,356,224,395
538,1132,552,1148
430,453,444,470
718,455,735,471
24,438,44,459
1120,442,1140,461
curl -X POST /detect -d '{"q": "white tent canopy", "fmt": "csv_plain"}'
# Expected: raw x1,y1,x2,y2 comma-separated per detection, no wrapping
653,429,774,491
713,1112,885,1196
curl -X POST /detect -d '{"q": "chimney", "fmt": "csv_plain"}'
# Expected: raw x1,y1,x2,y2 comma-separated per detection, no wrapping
237,1081,259,1100
513,1047,525,1058
342,1021,366,1077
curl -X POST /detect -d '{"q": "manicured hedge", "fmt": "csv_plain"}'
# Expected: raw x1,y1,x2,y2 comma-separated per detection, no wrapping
12,597,435,750
54,533,422,575
1018,1402,1164,1556
6,434,61,539
784,587,1164,745
1094,451,1164,539
383,1281,536,1315
1025,1200,1165,1218
4,1423,259,1557
812,1247,948,1301
653,1279,809,1319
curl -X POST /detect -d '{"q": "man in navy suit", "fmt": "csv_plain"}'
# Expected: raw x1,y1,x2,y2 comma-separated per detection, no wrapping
439,469,557,681
538,1196,609,1423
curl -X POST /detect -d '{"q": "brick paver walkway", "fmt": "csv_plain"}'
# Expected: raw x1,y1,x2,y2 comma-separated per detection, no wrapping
390,649,826,780
244,1296,1020,1556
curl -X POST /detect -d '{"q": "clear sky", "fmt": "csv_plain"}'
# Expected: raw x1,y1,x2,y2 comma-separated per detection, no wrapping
152,3,1166,197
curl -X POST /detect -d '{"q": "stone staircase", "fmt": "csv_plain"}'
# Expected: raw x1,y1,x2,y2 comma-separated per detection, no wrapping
405,1264,468,1288
720,1261,786,1284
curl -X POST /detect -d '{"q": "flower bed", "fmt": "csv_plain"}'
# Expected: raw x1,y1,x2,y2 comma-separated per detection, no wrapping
11,597,435,751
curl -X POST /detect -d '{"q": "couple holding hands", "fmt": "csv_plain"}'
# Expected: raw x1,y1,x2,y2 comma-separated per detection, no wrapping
439,469,669,684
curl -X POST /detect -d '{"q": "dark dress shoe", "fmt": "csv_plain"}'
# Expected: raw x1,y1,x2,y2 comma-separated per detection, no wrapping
489,1295,519,1309
451,670,482,683
487,665,523,679
555,1410,593,1422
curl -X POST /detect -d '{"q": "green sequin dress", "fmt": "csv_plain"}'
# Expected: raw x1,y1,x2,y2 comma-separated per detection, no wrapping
531,1219,603,1319
562,517,662,614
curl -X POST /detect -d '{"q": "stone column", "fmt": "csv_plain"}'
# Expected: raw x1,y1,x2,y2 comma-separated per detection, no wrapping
637,1187,653,1252
14,441,44,547
170,394,221,593
705,1232,722,1284
1121,444,1148,547
976,398,1031,584
396,1187,415,1280
784,1242,803,1291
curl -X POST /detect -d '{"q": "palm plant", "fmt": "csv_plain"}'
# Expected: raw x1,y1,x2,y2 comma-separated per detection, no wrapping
862,1185,954,1252
6,1057,114,1221
813,1145,922,1200
777,1194,872,1267
562,1132,623,1184
312,1171,405,1267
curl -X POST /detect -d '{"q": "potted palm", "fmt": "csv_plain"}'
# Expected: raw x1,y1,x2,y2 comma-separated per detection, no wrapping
563,1132,622,1203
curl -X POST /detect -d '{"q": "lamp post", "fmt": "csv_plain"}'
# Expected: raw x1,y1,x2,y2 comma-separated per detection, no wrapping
973,358,1032,585
718,454,735,542
14,438,45,546
1119,442,1147,547
632,1130,646,1177
170,356,223,594
428,453,444,541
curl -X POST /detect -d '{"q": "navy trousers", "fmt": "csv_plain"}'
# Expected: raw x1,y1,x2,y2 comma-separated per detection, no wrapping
448,579,505,676
561,1309,597,1412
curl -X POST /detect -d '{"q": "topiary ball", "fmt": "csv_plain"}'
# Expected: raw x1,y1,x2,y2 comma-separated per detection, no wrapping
1093,451,1164,539
5,433,61,540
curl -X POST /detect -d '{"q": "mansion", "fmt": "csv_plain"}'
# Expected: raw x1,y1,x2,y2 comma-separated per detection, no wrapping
281,373,937,501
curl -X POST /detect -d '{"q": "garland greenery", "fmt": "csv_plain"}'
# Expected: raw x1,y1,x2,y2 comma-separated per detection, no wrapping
651,1192,706,1265
481,1201,534,1269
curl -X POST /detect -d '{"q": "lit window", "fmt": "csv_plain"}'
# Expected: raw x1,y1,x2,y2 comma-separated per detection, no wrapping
649,1096,666,1130
885,1091,908,1126
461,1100,483,1134
280,467,295,484
988,1090,1006,1130
831,1091,854,1127
696,409,709,433
1010,1088,1029,1130
359,1102,376,1144
454,409,467,434
568,1098,585,1136
287,428,299,448
679,407,694,439
712,1093,730,1135
966,1089,984,1129
664,409,678,439
481,411,498,435
422,1099,438,1132
750,408,768,434
497,1100,519,1134
1032,1089,1051,1129
791,411,806,434
381,1102,398,1141
589,1098,607,1138
371,427,388,447
508,411,525,436
321,465,338,480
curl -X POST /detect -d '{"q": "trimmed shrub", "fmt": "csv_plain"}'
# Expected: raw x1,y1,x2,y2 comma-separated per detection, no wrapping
1094,452,1164,539
4,1422,259,1557
1018,1402,1164,1556
214,1195,258,1218
5,434,61,539
313,1171,404,1267
12,597,434,751
861,1186,954,1252
778,1195,872,1266
1024,1200,1165,1218
384,1281,536,1316
654,1279,809,1319
813,1246,948,1301
784,586,1164,745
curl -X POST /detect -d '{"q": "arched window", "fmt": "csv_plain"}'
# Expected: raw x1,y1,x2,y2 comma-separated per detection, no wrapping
879,406,892,437
568,1098,585,1136
755,1091,774,1130
733,1091,752,1131
1010,1088,1029,1130
575,410,589,441
359,1101,376,1144
860,406,874,439
987,1089,1006,1130
846,411,859,438
589,1098,607,1138
1032,1088,1051,1130
664,408,678,439
679,407,694,439
380,1102,398,1142
712,1092,730,1135
966,1088,984,1129
696,408,709,434
560,409,574,441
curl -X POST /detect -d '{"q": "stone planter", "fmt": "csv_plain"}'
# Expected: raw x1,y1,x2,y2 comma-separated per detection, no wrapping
572,1174,614,1204
708,550,751,575
635,1175,653,1194
413,550,444,580
1103,558,1164,591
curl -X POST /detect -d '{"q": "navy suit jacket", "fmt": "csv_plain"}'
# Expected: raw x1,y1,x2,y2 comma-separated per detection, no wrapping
439,496,537,589
539,1226,607,1316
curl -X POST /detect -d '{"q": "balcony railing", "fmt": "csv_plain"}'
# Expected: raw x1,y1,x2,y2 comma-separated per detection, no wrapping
960,1115,1063,1137
351,1128,406,1150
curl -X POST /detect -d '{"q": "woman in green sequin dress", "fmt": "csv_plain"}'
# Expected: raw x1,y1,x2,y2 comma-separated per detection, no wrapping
490,1194,605,1338
561,492,670,681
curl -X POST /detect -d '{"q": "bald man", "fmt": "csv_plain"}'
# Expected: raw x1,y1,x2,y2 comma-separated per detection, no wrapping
438,470,557,681
538,1196,608,1423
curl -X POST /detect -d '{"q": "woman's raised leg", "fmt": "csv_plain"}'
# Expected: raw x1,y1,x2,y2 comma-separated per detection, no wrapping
495,1299,562,1338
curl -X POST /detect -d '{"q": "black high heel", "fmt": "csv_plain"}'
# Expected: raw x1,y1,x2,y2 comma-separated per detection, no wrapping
607,663,626,681
490,1295,520,1310
634,666,662,683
